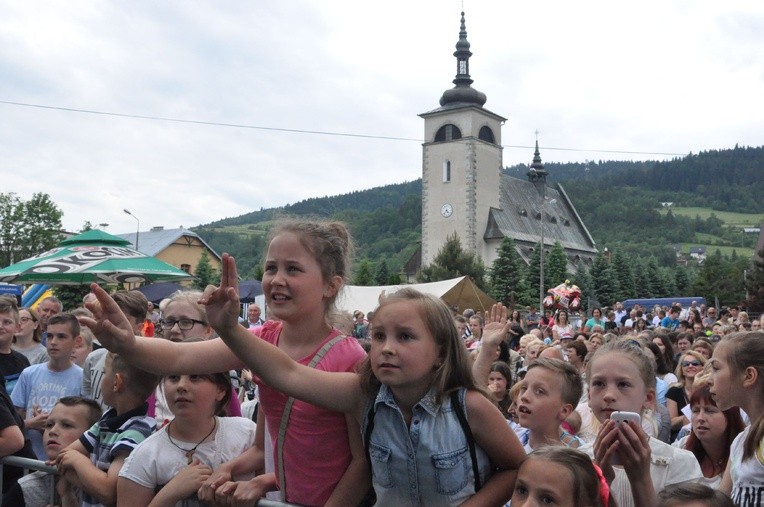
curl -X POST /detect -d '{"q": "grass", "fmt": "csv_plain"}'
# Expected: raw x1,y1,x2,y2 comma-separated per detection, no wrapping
679,243,754,258
658,207,764,227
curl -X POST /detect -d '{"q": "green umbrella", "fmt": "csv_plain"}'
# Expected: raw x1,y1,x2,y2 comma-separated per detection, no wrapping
0,229,195,285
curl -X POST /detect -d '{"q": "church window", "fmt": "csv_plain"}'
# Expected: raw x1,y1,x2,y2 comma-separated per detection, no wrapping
478,126,495,143
443,161,451,182
434,124,462,142
180,263,191,273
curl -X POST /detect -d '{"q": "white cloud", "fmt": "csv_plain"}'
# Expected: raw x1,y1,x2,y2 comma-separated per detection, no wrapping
1,0,762,234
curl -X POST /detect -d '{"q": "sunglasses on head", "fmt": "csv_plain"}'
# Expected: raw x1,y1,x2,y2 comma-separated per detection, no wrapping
682,360,702,368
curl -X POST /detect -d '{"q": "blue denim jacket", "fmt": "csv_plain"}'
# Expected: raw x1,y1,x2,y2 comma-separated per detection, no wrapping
363,385,491,506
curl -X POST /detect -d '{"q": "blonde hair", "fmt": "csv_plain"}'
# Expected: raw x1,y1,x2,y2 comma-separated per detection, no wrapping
716,331,764,461
357,288,487,403
519,334,537,350
527,358,583,406
268,220,353,319
674,349,706,386
586,338,656,392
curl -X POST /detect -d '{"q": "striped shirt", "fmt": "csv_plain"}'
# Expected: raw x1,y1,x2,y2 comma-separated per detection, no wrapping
79,402,156,507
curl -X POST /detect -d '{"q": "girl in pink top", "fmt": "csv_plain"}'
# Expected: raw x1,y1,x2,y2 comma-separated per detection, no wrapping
83,220,368,507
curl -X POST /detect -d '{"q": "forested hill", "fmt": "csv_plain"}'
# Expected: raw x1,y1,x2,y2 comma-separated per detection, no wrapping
194,145,763,279
203,180,422,227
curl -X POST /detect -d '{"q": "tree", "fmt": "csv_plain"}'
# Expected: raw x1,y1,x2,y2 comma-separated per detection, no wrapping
489,237,527,307
612,250,635,301
591,252,618,306
0,192,63,267
374,259,390,286
192,251,217,290
571,261,594,312
54,285,96,311
354,259,374,286
546,242,568,286
418,233,486,289
674,265,691,295
744,248,764,312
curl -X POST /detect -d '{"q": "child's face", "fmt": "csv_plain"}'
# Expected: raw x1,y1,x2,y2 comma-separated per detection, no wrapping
0,311,18,345
454,320,467,337
46,323,80,360
44,403,92,460
161,301,211,343
517,367,568,431
262,232,333,323
512,458,576,507
708,343,739,411
487,371,508,399
164,374,225,417
588,352,653,423
70,338,92,367
369,301,442,397
690,399,727,445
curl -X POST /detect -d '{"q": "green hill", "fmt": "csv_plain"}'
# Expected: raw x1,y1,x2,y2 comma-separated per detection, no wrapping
194,146,764,279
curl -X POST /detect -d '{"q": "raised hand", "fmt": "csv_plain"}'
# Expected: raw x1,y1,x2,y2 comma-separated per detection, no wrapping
200,253,242,336
79,283,137,354
482,303,509,349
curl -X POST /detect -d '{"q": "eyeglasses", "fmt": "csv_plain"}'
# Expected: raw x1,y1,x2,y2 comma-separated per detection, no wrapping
682,360,702,368
19,317,33,323
159,318,206,331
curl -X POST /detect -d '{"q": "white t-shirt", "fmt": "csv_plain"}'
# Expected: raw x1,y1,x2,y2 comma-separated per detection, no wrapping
581,437,702,507
120,416,256,506
729,425,764,506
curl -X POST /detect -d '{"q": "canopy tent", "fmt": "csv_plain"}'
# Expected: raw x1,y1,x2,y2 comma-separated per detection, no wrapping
0,229,194,286
337,277,495,316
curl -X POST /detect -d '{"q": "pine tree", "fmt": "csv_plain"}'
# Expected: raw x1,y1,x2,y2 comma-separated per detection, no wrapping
374,259,390,286
571,261,594,312
418,233,486,288
646,258,663,297
489,237,528,306
675,265,691,295
354,259,374,286
612,250,635,301
632,258,653,298
591,252,618,306
546,242,568,286
744,248,764,312
193,251,217,290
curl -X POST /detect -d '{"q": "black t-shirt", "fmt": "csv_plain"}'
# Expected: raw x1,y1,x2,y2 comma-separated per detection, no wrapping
0,351,30,394
0,385,35,495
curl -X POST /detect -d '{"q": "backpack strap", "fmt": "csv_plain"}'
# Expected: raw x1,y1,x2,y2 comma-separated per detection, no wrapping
276,334,346,502
451,390,482,492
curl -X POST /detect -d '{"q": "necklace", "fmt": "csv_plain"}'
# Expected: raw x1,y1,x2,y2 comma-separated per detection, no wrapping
166,418,217,464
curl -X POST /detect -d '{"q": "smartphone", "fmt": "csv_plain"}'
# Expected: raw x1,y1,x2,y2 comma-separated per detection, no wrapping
610,411,641,426
609,411,641,466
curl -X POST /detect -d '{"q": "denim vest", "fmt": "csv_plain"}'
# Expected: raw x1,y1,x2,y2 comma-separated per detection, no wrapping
363,385,491,506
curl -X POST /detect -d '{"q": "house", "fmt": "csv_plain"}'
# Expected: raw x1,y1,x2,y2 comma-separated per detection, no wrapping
688,246,707,261
116,227,221,277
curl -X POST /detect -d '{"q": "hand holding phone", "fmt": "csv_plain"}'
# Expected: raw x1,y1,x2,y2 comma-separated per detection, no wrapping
608,411,642,466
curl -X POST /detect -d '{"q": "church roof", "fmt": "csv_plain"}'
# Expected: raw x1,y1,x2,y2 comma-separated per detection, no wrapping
485,175,597,263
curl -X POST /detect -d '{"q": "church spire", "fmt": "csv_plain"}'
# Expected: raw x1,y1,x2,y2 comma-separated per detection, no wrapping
439,11,487,107
527,137,548,186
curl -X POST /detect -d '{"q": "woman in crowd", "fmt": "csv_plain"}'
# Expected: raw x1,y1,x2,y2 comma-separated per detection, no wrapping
552,310,574,342
667,350,706,441
673,385,745,489
12,308,48,365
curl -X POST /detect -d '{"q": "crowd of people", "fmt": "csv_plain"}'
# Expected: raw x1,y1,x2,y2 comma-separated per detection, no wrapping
0,218,760,506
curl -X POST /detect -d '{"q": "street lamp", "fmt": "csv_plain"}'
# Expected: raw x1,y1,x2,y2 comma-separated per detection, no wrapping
527,139,548,310
123,209,140,252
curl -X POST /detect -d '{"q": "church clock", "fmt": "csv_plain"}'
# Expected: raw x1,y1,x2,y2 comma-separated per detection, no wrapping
441,203,453,218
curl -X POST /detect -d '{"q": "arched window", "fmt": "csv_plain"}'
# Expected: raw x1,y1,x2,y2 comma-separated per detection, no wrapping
478,126,495,143
434,124,462,142
443,160,451,182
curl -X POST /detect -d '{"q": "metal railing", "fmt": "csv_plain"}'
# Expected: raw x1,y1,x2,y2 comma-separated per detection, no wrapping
0,455,303,506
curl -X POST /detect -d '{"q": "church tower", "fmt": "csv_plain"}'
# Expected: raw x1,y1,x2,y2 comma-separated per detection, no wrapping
420,12,506,267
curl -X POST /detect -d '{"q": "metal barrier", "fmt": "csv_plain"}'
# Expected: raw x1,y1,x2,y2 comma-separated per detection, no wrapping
0,456,303,506
0,455,58,505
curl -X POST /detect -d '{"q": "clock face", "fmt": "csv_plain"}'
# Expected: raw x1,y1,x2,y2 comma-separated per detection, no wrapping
441,203,453,218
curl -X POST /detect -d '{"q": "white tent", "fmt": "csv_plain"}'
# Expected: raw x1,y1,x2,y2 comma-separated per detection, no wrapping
337,277,496,315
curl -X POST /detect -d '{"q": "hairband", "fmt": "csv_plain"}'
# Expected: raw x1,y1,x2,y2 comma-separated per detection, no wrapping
592,463,610,507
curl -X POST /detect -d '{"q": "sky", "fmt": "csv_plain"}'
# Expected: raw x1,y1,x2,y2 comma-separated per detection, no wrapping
1,1,763,235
